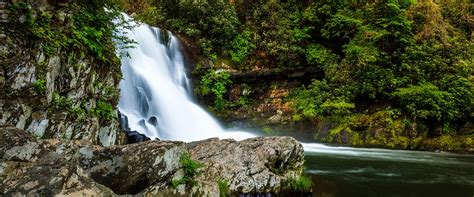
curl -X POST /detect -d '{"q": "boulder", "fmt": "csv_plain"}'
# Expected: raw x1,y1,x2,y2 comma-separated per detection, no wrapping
189,137,305,194
0,126,305,196
0,126,186,195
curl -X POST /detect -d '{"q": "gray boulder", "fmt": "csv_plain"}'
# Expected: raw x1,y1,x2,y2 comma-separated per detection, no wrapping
0,126,305,196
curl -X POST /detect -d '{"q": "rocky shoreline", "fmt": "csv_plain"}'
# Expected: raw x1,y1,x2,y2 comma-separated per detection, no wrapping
0,126,306,196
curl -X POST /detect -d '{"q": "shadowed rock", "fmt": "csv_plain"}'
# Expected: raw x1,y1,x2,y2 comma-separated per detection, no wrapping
126,130,151,144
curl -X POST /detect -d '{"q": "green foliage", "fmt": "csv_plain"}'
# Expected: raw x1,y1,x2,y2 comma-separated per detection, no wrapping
284,0,472,140
421,135,473,152
8,1,134,65
438,0,472,38
305,44,338,67
7,2,134,124
4,0,472,149
197,69,232,111
135,6,163,25
320,11,363,39
321,100,355,116
94,82,120,101
291,80,330,118
217,179,230,197
92,100,116,121
52,92,73,111
52,92,114,121
71,9,111,63
319,109,425,149
291,80,353,118
230,31,256,64
393,83,457,121
235,0,310,67
288,175,312,192
158,0,239,57
33,79,46,94
171,178,186,189
172,152,205,188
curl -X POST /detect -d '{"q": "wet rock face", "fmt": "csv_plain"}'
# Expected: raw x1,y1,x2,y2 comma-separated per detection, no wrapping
0,126,305,196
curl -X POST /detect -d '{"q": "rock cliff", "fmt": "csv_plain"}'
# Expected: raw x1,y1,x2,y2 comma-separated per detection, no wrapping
0,0,126,146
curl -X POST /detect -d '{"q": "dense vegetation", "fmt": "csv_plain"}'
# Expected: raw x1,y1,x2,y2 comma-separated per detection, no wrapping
123,0,472,150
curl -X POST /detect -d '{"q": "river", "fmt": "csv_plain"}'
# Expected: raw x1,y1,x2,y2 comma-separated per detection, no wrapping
303,143,474,197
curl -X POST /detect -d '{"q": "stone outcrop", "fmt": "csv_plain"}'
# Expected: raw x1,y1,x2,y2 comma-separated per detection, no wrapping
189,137,305,194
0,126,186,195
0,0,126,146
0,126,305,196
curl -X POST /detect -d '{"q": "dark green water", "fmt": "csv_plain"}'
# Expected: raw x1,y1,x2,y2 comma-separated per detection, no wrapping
303,144,474,197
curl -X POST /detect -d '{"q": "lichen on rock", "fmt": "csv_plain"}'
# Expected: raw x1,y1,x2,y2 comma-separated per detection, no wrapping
0,0,126,146
0,126,306,196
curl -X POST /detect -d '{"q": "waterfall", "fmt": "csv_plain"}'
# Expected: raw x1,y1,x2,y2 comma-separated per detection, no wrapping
116,15,255,142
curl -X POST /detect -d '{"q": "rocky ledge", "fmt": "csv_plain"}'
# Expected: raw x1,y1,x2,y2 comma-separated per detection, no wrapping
0,126,305,196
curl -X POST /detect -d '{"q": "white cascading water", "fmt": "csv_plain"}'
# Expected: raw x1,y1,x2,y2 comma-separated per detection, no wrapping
116,15,255,142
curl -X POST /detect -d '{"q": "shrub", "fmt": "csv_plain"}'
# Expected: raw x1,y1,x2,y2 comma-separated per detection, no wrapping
8,1,135,64
197,69,232,111
321,99,355,116
291,80,354,118
230,30,255,64
92,100,116,121
305,44,338,67
393,83,455,121
291,80,331,118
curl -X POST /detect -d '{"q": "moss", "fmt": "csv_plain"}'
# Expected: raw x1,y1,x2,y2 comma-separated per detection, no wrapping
437,135,465,151
32,79,46,94
463,137,473,148
287,175,312,192
309,109,471,151
410,137,424,148
326,125,345,143
350,132,362,146
410,135,474,152
397,136,410,149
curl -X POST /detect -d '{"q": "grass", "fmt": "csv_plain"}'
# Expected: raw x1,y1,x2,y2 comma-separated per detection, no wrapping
171,152,205,189
217,179,230,197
